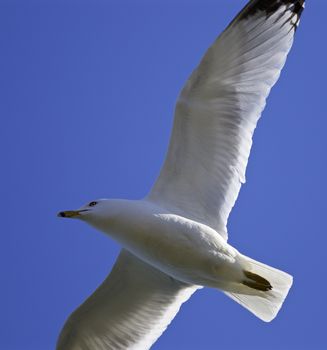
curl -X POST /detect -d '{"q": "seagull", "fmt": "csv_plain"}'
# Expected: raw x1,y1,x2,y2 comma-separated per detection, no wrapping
57,1,305,349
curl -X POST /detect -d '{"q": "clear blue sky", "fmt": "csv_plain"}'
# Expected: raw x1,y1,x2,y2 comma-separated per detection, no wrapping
1,0,326,349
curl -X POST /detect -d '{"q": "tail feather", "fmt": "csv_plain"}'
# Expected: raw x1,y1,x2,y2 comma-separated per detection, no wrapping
225,255,293,322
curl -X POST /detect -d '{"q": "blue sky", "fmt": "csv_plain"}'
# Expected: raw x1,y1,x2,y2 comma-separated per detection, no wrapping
1,0,326,349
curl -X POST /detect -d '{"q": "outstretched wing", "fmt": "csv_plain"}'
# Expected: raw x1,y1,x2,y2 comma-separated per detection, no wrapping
57,250,198,350
148,0,305,240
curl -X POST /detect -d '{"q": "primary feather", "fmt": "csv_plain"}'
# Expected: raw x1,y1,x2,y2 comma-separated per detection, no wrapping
149,0,305,240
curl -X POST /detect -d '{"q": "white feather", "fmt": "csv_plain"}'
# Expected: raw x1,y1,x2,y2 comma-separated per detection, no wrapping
57,250,198,350
148,2,302,240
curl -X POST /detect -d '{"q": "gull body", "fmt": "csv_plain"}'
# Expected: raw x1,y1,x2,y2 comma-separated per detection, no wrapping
57,1,305,349
78,199,243,291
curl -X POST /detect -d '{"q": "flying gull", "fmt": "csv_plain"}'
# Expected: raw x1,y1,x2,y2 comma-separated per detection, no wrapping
57,0,305,349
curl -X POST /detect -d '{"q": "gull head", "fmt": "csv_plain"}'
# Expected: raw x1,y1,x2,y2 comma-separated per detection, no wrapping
57,198,123,235
58,199,106,220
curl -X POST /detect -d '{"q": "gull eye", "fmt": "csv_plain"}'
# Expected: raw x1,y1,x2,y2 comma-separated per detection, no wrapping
89,201,98,207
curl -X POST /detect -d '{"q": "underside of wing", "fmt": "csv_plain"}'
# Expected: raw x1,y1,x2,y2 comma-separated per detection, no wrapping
57,250,198,350
148,0,305,240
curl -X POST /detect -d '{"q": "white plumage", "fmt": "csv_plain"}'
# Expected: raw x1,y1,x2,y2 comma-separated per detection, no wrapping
57,1,305,349
149,1,303,240
57,249,198,350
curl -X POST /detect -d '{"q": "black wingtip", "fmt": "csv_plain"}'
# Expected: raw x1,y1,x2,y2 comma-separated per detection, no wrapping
236,0,305,30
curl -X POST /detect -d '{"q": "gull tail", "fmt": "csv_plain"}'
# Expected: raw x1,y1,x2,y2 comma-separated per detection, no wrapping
225,255,293,322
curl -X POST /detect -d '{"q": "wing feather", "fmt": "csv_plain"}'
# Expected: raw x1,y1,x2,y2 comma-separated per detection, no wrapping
57,250,198,350
148,0,305,240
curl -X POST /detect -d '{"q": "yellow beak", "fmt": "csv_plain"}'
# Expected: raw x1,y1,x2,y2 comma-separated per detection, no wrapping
57,210,82,218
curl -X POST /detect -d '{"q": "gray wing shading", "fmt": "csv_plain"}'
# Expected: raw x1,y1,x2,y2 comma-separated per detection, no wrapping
57,250,198,350
148,0,305,240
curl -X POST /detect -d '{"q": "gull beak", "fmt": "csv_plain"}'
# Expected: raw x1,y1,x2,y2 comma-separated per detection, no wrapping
57,210,85,218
